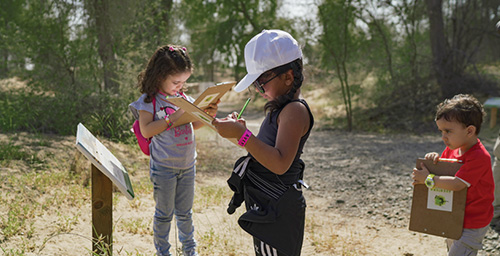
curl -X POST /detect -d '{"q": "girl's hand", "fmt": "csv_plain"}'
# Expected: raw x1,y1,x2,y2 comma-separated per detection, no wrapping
220,111,239,120
411,163,430,185
212,117,247,139
175,108,185,116
218,112,246,125
204,99,221,117
424,152,440,164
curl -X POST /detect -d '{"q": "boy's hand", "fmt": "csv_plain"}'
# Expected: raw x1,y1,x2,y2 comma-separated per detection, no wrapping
411,162,430,185
424,152,440,164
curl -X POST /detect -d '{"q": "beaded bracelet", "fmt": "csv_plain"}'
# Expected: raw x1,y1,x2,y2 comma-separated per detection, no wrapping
164,116,173,130
238,129,252,147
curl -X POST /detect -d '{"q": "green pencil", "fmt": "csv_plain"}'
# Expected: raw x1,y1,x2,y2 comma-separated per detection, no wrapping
237,98,251,119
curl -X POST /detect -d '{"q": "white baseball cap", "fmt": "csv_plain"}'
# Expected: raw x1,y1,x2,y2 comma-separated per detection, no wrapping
233,29,303,92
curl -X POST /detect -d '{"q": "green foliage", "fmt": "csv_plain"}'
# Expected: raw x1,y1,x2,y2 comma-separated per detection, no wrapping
318,0,365,131
0,88,135,142
116,0,175,51
349,0,444,132
0,0,25,78
1,0,499,136
0,0,135,139
181,0,295,81
20,0,94,91
0,140,45,167
84,94,136,141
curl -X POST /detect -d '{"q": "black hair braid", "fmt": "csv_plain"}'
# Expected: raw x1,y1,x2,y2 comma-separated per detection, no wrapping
264,59,304,115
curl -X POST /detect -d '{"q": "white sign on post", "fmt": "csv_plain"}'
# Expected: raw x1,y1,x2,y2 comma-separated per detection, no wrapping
76,123,134,200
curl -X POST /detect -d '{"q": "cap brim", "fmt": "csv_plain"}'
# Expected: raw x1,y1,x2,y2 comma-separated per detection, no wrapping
234,73,261,92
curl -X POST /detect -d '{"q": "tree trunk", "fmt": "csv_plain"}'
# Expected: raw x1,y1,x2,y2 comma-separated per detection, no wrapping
1,18,9,77
161,0,173,43
151,0,173,46
91,0,119,93
425,0,454,98
1,49,7,78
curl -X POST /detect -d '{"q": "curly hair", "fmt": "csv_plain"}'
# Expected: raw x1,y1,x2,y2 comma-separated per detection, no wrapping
137,45,193,103
435,94,486,134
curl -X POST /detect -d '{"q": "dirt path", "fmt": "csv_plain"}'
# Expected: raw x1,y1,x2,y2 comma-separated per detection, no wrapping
299,130,500,255
2,103,500,255
216,101,500,255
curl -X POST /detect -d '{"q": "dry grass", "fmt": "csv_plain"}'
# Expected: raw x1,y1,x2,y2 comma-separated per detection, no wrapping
0,125,374,255
0,77,460,255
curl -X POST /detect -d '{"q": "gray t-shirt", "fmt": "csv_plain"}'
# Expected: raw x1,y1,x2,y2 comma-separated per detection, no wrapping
129,92,197,169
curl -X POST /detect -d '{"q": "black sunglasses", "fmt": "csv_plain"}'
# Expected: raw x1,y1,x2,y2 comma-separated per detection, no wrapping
252,68,288,93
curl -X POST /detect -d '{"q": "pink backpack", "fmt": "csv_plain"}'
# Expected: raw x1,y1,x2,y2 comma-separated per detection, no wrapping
132,97,156,155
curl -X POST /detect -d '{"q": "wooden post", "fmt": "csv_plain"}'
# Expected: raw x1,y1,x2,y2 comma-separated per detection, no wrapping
490,107,498,129
91,164,113,254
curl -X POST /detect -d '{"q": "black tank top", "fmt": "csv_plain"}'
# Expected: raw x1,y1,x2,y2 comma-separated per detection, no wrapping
248,99,314,185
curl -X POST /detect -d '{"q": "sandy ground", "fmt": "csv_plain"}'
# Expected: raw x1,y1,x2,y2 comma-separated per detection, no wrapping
300,130,500,256
4,127,499,256
2,97,500,255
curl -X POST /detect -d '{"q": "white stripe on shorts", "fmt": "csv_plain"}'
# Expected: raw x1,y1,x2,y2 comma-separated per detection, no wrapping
260,241,278,256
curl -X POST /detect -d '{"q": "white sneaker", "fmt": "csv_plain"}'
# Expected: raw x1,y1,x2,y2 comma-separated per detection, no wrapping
183,249,198,256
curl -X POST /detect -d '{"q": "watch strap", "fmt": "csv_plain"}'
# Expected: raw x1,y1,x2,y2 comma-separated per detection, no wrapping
425,174,436,189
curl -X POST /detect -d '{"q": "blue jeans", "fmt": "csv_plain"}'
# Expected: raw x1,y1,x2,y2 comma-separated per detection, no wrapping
150,163,197,256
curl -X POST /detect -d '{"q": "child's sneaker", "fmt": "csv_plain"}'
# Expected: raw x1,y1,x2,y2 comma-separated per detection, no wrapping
183,249,198,256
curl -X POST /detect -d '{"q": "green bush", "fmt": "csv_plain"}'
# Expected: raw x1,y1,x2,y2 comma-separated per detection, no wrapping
0,88,136,142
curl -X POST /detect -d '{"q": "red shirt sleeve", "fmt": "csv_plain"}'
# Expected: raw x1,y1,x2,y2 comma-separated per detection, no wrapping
441,142,490,185
454,151,490,186
440,140,494,229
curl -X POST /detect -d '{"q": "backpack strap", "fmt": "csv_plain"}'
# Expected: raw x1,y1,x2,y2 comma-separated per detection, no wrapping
152,96,156,118
178,91,187,100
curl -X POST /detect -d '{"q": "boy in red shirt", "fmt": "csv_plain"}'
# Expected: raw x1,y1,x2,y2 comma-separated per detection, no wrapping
412,94,494,256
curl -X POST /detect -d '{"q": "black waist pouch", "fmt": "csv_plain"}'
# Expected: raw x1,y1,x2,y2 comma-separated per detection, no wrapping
238,185,306,256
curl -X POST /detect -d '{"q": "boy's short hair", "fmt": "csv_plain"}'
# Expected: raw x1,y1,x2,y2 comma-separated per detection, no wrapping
435,94,485,134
